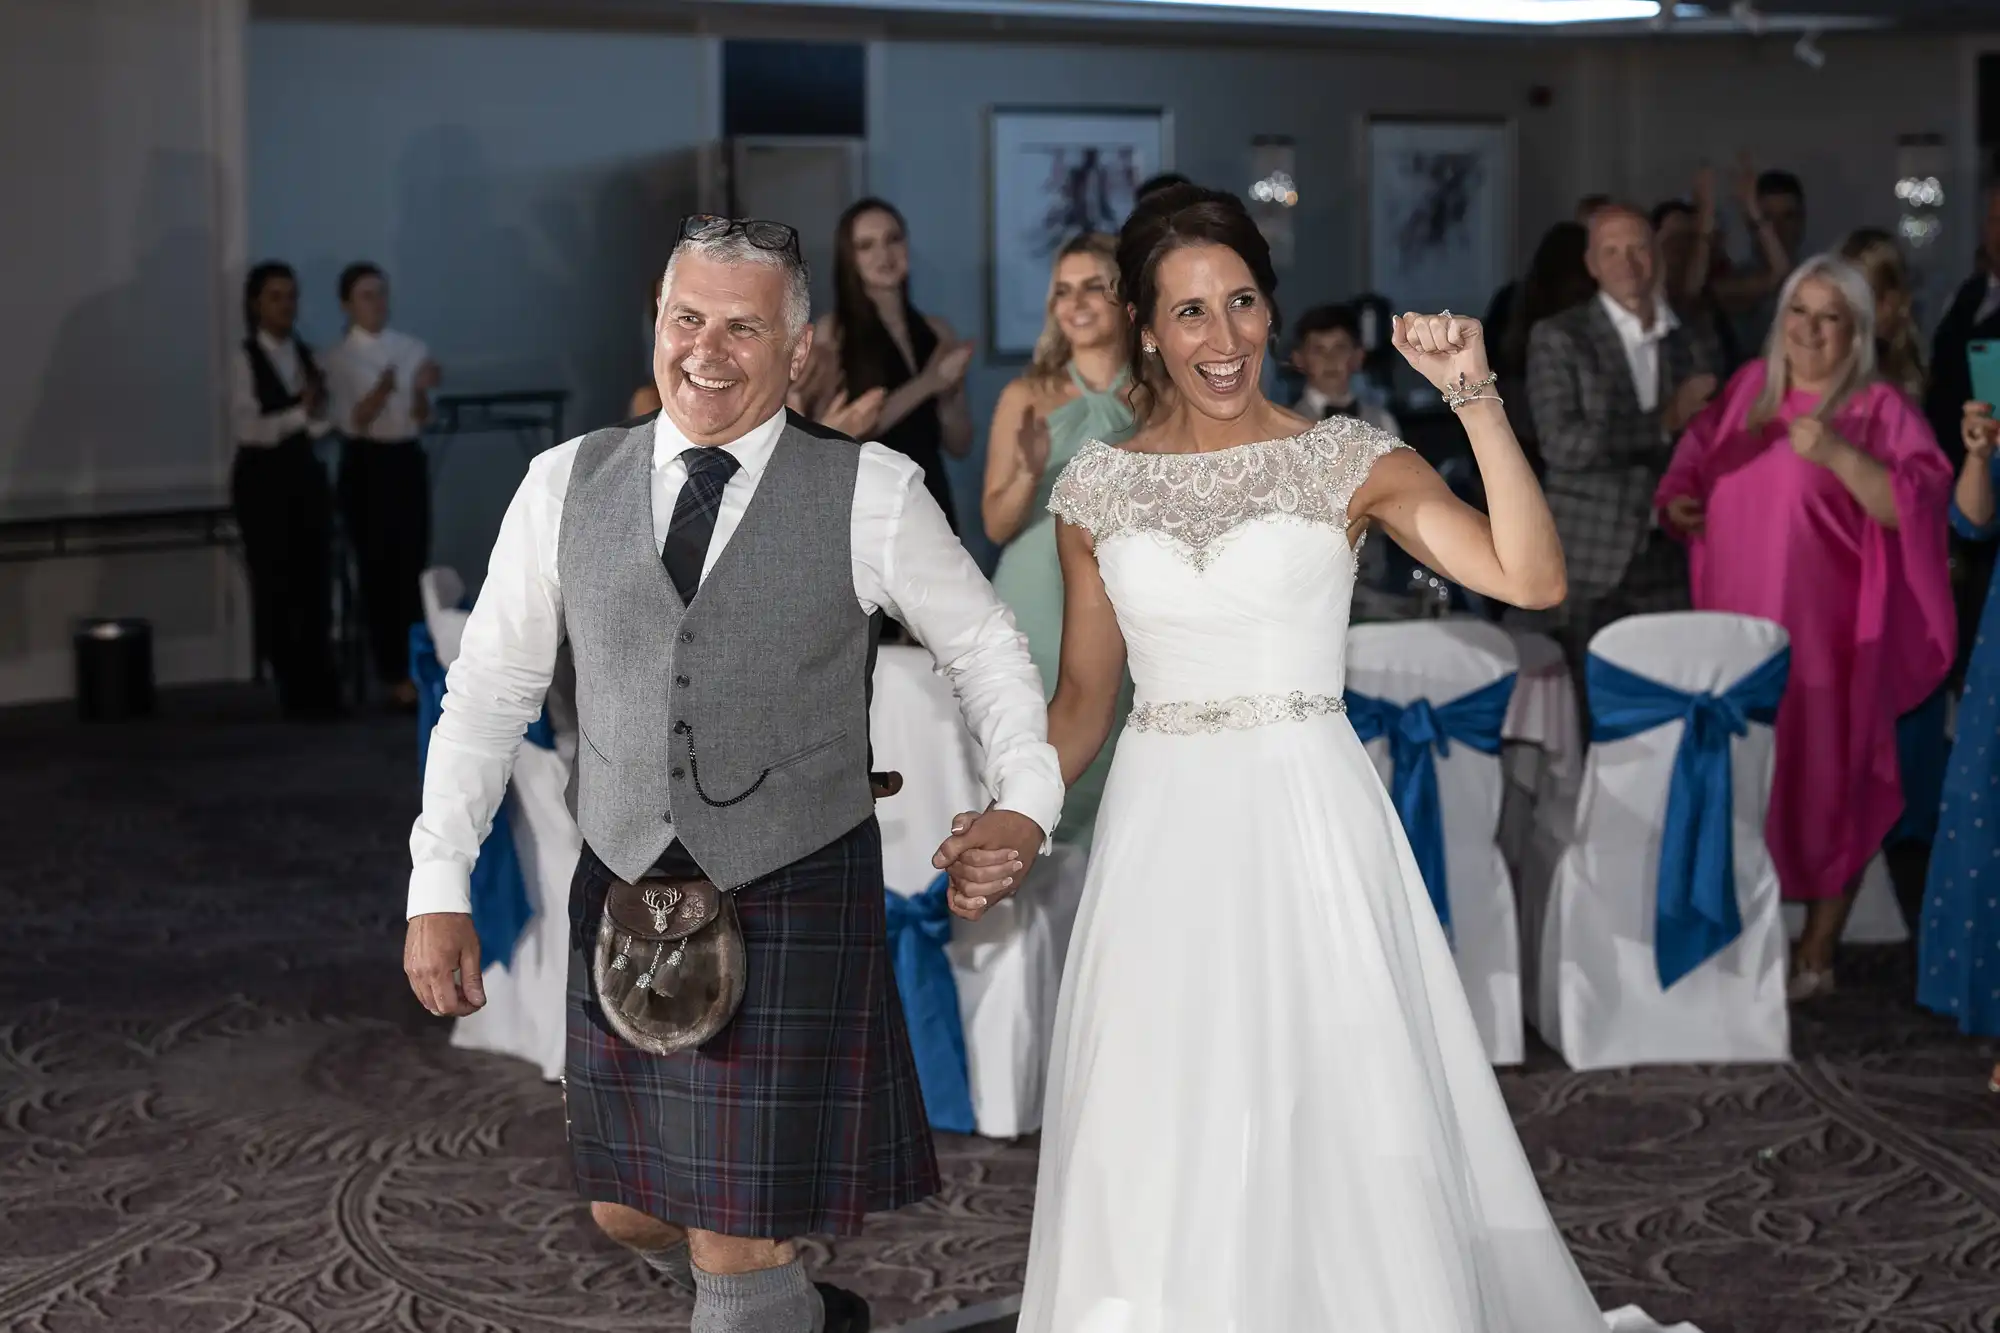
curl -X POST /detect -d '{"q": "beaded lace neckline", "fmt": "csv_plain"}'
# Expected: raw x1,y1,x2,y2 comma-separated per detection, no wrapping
1047,414,1407,569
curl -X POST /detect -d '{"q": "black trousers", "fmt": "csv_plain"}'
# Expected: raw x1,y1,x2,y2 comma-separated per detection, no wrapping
232,441,338,715
338,438,431,685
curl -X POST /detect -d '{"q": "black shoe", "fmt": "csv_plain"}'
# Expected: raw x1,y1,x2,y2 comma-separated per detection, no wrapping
816,1282,871,1333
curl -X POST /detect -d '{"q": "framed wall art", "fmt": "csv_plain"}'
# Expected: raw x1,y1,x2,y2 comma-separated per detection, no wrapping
987,106,1172,356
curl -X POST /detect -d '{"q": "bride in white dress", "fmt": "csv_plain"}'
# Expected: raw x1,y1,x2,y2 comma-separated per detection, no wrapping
935,187,1700,1332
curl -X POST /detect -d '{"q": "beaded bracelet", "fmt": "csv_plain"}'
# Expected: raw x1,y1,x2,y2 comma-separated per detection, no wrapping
1444,371,1501,411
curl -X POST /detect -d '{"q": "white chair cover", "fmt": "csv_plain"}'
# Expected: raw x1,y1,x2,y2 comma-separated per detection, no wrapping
871,644,1088,1138
1535,612,1791,1070
422,566,582,1083
1346,620,1524,1065
418,567,468,668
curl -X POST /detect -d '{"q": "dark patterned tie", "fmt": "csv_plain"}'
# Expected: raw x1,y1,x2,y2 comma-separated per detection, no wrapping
661,446,741,605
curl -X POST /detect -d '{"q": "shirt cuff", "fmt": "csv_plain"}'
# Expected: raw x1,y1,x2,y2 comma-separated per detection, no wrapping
408,861,474,919
993,771,1066,854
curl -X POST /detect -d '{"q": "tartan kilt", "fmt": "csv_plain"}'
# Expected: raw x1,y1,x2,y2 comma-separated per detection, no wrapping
562,816,940,1238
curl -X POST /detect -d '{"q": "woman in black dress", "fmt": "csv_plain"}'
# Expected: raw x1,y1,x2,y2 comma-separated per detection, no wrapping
794,198,973,528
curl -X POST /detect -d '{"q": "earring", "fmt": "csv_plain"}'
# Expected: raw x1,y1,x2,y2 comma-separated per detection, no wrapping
1142,339,1157,354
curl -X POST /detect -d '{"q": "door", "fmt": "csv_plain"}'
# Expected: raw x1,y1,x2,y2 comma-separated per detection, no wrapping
727,137,866,317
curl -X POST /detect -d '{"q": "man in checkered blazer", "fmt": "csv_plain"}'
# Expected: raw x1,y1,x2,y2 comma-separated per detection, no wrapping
1527,203,1721,684
404,216,1063,1332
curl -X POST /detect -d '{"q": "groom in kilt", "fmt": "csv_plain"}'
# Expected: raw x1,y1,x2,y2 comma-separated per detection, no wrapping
404,214,1061,1332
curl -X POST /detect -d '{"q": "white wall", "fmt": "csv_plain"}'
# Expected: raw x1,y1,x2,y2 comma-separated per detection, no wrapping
0,0,248,704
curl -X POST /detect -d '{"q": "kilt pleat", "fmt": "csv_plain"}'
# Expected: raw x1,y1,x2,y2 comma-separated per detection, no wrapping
562,817,940,1238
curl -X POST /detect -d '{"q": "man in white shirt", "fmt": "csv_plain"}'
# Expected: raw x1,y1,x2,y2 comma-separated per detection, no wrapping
231,261,341,718
403,216,1061,1333
324,262,440,709
1525,204,1719,690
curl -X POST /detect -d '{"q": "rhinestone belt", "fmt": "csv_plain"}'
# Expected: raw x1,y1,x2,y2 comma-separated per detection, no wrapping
1126,690,1347,736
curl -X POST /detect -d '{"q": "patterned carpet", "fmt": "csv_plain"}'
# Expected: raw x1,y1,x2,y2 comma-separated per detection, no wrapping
3,686,1999,1333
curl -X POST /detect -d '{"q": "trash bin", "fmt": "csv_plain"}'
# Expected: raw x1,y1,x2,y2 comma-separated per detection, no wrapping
73,618,155,721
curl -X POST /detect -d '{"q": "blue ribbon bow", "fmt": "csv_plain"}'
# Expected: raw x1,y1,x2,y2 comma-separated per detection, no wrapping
1586,648,1790,989
410,622,554,971
1345,673,1517,937
883,873,975,1135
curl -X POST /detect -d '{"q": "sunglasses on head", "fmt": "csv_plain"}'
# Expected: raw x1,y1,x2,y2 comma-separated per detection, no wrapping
678,214,802,263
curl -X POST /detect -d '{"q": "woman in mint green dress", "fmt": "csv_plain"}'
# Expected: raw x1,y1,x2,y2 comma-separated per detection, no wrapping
983,232,1134,847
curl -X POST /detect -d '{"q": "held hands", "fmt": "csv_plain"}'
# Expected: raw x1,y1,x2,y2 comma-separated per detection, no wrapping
404,912,486,1017
1389,312,1489,395
1964,401,1999,460
932,808,1044,921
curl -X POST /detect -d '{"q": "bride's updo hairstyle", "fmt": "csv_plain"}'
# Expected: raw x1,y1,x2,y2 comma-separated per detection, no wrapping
1116,184,1281,425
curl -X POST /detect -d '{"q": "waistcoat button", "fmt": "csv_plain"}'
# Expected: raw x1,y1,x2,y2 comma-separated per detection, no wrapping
679,630,694,644
670,767,686,780
674,674,690,688
672,720,689,735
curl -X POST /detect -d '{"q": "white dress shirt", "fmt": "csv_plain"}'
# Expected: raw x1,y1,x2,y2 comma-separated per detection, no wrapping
1294,386,1402,437
231,330,331,446
408,406,1065,918
1597,290,1679,413
324,326,434,441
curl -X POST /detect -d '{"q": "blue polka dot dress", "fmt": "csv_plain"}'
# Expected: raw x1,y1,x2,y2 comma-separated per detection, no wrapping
1918,456,2000,1036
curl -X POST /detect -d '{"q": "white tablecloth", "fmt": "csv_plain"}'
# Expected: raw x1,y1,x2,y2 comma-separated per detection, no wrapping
871,645,1087,1138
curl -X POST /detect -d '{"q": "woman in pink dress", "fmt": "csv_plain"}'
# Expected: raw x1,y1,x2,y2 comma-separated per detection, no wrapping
1656,253,1955,1000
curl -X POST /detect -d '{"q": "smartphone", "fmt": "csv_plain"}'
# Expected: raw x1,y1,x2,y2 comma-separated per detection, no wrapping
1969,340,2000,411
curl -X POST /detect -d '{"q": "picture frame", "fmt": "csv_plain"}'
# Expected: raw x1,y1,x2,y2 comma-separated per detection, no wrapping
1363,116,1516,319
986,106,1172,357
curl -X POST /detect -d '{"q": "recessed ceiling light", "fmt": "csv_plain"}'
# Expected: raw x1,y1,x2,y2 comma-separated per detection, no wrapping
1095,0,1661,22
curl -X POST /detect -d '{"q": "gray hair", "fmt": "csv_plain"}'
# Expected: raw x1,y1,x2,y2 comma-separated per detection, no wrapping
661,233,812,340
1750,252,1878,425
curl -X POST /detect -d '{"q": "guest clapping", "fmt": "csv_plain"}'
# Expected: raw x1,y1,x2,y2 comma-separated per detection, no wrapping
231,262,340,719
325,262,439,709
1656,255,1956,1000
794,199,973,527
982,232,1132,845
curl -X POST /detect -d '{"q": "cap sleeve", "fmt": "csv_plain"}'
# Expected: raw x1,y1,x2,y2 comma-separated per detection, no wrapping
1048,440,1119,541
1314,415,1411,523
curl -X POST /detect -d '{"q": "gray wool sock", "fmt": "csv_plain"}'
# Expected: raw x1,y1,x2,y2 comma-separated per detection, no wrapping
638,1238,695,1293
690,1257,825,1333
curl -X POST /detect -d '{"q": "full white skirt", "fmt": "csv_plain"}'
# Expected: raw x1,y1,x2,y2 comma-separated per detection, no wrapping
1019,715,1699,1333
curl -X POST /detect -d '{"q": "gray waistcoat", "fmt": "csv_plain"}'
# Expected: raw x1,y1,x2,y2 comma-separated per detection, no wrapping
556,413,876,888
